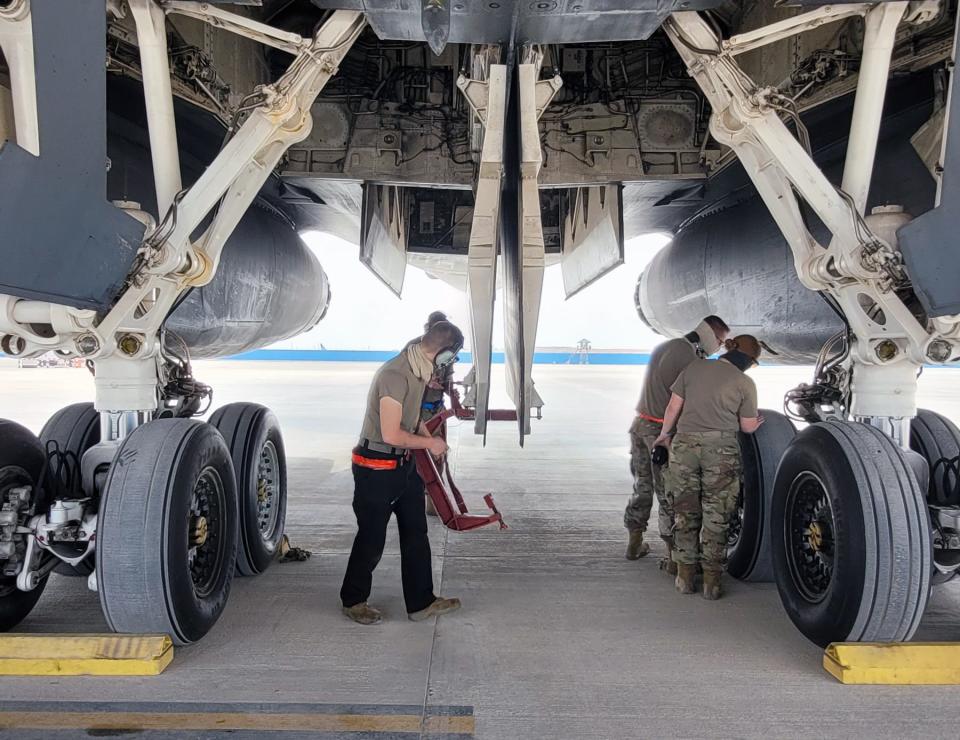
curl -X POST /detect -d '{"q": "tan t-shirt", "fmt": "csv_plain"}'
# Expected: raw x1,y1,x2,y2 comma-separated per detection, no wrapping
637,338,697,420
359,353,426,445
671,357,758,434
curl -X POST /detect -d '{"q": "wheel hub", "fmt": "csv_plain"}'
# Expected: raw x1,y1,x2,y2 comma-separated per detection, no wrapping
188,467,225,599
786,471,836,603
189,516,208,548
255,440,280,540
727,488,744,549
807,521,823,552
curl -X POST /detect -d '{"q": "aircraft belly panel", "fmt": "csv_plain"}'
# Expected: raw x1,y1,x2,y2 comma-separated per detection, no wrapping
561,185,624,299
359,184,407,296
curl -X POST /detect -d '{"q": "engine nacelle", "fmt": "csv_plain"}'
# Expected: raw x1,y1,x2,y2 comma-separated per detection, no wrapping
636,195,843,363
166,205,330,358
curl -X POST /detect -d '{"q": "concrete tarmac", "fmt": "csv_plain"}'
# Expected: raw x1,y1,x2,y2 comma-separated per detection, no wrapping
2,359,960,738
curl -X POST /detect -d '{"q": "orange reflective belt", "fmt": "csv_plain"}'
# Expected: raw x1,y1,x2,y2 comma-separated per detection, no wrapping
638,412,664,425
351,453,399,470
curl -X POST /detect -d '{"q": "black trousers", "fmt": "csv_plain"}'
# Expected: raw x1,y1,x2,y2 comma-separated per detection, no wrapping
340,457,436,613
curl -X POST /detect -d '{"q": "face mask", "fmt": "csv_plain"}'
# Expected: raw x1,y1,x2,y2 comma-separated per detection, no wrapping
722,349,756,372
691,319,723,357
433,341,462,371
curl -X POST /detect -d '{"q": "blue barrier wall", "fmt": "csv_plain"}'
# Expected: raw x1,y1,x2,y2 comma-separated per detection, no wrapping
225,349,653,365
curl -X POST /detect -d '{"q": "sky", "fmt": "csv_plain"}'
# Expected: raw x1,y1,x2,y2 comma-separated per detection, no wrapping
278,231,673,351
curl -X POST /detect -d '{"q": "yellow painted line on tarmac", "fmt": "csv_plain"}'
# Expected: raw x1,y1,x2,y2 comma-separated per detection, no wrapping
0,711,475,735
0,634,172,676
825,642,960,684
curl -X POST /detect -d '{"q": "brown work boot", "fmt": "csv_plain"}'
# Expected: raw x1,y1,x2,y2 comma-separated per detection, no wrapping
675,563,697,594
659,537,678,575
625,530,650,560
408,596,461,622
702,570,723,601
426,495,438,517
342,602,382,625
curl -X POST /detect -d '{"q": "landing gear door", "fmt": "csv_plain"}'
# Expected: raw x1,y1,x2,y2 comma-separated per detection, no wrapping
560,185,624,299
359,183,407,297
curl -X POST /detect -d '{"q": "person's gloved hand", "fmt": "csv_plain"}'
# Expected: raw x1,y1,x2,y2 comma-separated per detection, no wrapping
651,445,669,467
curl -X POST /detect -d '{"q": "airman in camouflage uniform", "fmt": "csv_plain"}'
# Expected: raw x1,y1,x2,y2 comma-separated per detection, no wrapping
624,316,730,564
655,335,764,599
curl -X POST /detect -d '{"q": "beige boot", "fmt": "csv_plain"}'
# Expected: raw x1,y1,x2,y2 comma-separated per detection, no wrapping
342,602,382,625
659,537,678,575
702,570,723,600
625,530,650,560
675,563,697,594
408,596,461,622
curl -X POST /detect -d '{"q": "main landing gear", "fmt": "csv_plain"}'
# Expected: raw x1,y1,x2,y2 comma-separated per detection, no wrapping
665,4,960,645
0,5,364,643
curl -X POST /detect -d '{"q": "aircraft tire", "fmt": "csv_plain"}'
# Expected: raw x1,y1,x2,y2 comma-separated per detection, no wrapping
97,419,238,645
910,409,960,583
771,422,931,647
726,409,795,583
910,409,960,506
40,402,101,576
209,403,287,577
0,419,51,630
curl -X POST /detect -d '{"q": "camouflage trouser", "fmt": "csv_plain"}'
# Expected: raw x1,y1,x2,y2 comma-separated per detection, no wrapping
664,432,741,571
623,417,672,538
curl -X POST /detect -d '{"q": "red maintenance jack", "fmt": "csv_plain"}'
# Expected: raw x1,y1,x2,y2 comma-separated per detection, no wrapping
412,384,512,532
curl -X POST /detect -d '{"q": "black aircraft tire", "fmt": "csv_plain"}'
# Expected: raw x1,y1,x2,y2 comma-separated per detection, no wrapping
727,409,795,583
0,420,50,631
209,403,287,577
910,408,960,583
40,403,101,576
97,419,238,645
771,422,931,647
39,402,100,489
910,409,960,506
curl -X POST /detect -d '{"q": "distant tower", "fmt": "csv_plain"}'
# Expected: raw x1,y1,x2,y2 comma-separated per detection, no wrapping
569,338,591,365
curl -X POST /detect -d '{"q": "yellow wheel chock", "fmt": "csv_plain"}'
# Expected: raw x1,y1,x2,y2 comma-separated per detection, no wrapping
0,634,172,676
825,642,960,684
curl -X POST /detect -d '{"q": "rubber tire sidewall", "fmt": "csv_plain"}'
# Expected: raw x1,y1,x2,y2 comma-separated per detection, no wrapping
97,419,238,645
910,408,960,506
771,425,867,648
209,404,287,576
727,409,795,582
